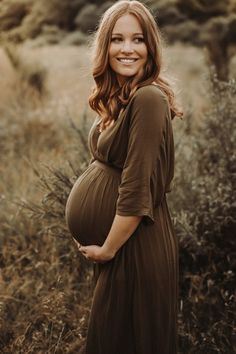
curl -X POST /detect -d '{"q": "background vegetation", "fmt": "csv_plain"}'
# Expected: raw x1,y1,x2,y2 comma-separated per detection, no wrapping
0,0,235,353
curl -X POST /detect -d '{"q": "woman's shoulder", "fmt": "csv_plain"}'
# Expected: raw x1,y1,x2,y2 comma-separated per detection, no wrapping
133,84,168,107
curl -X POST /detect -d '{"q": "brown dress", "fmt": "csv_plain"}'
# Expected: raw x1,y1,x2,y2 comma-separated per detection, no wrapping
65,85,179,354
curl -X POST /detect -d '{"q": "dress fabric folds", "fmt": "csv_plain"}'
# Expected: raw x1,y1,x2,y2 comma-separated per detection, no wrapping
65,85,179,354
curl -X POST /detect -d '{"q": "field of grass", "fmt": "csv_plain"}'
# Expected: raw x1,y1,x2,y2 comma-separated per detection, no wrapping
0,42,212,118
0,42,235,353
0,41,211,208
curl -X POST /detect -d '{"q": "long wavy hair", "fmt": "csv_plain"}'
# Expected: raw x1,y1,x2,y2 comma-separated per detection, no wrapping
89,0,182,131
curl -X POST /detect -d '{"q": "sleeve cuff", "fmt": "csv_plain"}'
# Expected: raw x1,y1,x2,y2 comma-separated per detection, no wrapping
116,208,155,225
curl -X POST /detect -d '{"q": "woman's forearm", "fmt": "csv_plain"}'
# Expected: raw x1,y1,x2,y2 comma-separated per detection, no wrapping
102,214,142,256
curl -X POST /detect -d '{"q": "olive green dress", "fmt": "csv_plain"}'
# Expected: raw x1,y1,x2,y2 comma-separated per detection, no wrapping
65,85,179,354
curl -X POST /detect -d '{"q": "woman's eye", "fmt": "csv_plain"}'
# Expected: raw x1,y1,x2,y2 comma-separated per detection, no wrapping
111,37,144,43
111,37,122,43
134,37,144,43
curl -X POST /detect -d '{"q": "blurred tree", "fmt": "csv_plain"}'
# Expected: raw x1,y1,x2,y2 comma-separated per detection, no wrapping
201,15,236,81
0,0,87,42
22,0,87,36
176,0,231,21
166,0,236,80
144,0,236,80
74,3,99,33
1,0,236,80
74,1,115,33
163,20,201,46
90,0,110,4
0,0,30,31
150,0,187,26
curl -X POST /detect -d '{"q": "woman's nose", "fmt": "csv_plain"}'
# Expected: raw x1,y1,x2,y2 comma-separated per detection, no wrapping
121,41,134,53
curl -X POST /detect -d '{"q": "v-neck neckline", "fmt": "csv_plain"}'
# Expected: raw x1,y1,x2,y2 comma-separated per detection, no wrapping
96,106,126,134
95,84,160,133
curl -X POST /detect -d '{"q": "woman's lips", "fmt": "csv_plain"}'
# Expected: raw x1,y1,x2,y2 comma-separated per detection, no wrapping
117,58,138,64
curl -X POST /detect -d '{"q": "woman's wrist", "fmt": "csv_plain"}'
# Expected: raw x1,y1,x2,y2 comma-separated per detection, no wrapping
101,215,142,260
101,243,117,259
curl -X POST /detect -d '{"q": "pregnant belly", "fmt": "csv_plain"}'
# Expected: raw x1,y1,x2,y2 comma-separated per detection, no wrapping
65,161,121,246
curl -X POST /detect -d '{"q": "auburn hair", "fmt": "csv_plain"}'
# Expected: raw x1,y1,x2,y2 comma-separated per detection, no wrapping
88,0,183,131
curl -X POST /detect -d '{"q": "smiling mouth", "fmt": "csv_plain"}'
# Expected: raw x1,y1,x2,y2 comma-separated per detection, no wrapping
117,58,138,63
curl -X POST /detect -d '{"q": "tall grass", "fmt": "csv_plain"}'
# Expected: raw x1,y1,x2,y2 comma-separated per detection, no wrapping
169,73,236,353
3,43,48,100
0,49,93,352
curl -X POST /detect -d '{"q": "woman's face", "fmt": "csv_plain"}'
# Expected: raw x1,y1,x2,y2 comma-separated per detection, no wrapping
109,13,148,85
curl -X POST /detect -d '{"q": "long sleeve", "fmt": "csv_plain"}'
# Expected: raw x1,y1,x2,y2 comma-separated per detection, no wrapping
116,86,168,225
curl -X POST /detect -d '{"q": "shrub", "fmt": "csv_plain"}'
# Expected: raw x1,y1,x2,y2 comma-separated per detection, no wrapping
62,30,88,46
199,14,236,81
169,73,236,353
14,0,86,40
176,0,231,20
163,20,201,45
150,0,187,26
0,88,93,352
74,4,100,33
3,43,48,99
98,1,116,15
0,0,30,32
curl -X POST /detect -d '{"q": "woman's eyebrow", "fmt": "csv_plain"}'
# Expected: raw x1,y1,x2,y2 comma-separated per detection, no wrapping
111,32,144,35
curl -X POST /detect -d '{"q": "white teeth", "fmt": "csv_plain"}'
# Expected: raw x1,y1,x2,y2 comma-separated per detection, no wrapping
118,58,137,63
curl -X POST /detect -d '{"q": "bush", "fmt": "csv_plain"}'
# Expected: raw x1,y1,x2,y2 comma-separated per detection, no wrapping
163,20,200,45
0,0,30,31
74,4,100,33
3,43,48,99
176,0,230,21
0,88,93,352
150,0,187,26
169,73,236,353
14,0,86,40
62,30,88,46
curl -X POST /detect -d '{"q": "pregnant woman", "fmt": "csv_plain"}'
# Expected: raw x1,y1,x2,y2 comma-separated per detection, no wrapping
65,1,182,353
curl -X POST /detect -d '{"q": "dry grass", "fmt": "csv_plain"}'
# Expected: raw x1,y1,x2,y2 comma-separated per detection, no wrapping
0,42,214,123
0,42,235,353
0,46,92,352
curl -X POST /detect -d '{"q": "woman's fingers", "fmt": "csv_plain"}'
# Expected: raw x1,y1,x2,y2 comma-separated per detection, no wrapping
73,239,84,251
75,243,98,263
72,239,95,261
79,246,89,258
73,238,81,248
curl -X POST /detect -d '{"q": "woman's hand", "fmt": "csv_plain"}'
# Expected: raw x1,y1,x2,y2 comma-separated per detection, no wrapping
74,239,115,263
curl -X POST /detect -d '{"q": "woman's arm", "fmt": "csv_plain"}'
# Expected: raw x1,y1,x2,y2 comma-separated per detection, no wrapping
77,87,168,262
102,214,142,255
77,214,142,262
